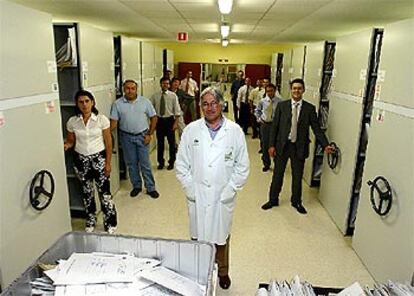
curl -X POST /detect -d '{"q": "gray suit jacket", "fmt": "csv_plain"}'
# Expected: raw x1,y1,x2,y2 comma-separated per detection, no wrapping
269,99,329,159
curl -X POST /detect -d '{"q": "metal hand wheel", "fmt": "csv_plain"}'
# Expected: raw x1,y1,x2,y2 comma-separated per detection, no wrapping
327,142,340,170
29,170,55,211
367,176,392,216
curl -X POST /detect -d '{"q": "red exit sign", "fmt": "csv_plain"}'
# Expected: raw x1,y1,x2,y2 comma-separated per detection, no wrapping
177,32,188,42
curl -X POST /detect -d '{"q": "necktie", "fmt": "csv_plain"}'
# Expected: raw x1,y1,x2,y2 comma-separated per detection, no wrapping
291,102,298,143
160,91,166,116
264,99,273,122
245,87,250,103
185,79,189,93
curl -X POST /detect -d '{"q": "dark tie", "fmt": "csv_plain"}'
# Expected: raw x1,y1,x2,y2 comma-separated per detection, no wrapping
245,87,250,103
160,91,166,116
185,79,189,93
291,102,298,143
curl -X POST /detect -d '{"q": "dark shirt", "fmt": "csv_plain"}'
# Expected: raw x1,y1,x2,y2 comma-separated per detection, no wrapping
230,79,245,100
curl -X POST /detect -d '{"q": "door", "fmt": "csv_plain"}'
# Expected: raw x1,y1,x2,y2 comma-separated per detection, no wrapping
178,62,202,121
245,64,271,87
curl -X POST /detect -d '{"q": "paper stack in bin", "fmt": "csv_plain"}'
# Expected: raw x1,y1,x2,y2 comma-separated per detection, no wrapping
2,232,216,296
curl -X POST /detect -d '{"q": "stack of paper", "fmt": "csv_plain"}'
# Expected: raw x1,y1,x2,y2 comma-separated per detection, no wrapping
30,252,206,296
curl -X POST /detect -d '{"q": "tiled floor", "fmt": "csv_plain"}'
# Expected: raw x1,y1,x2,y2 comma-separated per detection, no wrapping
72,133,375,295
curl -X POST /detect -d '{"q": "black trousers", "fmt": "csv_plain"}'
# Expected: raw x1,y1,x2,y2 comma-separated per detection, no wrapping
231,97,239,123
238,102,250,134
251,105,259,138
156,116,176,166
268,142,305,206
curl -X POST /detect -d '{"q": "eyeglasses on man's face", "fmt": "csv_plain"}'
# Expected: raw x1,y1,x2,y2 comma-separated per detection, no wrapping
201,101,219,109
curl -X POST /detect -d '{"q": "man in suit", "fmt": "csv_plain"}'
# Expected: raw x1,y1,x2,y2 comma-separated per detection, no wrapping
261,78,334,214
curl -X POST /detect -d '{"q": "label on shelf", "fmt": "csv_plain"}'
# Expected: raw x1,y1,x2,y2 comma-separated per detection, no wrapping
52,82,59,92
374,84,382,100
82,61,88,72
359,69,367,81
376,109,385,123
47,60,57,73
45,101,56,114
377,70,386,82
0,112,5,128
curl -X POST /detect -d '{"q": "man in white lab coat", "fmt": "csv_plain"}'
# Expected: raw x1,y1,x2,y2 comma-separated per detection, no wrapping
176,87,250,290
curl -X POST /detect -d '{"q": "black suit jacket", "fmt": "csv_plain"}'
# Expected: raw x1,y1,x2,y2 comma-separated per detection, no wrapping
269,99,329,159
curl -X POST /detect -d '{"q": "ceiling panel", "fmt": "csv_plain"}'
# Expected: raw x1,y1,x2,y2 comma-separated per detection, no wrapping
8,0,414,44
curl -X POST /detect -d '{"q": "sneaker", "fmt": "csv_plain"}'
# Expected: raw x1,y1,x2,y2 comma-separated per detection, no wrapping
85,226,95,233
107,226,117,234
130,188,142,197
147,190,160,199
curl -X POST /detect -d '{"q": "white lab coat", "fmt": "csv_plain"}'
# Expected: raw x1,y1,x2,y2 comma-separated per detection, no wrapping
176,117,250,245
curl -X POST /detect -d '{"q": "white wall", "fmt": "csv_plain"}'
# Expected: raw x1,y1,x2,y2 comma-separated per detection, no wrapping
318,28,372,234
77,23,120,193
302,41,325,186
352,18,414,282
0,1,71,286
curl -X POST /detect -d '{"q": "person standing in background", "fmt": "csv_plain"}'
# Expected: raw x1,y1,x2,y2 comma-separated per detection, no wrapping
179,70,199,123
230,70,244,123
236,77,253,134
150,77,181,170
110,80,159,199
170,77,187,140
176,87,250,290
64,90,117,234
255,83,282,172
262,78,334,214
249,79,263,139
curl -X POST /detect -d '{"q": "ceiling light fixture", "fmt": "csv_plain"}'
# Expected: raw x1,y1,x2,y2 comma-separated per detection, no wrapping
220,24,230,38
218,0,233,14
222,39,229,47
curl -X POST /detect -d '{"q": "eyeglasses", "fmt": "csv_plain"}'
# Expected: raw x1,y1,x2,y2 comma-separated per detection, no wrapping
201,101,219,109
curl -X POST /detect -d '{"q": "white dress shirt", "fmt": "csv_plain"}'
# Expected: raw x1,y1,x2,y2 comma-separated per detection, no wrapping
67,113,110,156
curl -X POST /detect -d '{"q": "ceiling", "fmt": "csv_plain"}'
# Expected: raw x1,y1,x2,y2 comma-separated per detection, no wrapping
10,0,414,44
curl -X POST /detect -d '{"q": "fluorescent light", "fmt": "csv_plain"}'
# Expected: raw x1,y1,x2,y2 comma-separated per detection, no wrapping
222,39,229,47
218,0,233,14
220,24,230,38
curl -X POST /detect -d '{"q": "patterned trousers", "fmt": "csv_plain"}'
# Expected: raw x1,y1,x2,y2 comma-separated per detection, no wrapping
74,150,117,231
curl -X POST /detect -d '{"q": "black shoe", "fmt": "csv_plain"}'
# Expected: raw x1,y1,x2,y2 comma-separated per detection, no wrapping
262,166,270,172
157,164,164,170
218,275,231,289
167,164,174,170
147,190,160,199
130,188,142,197
261,201,278,210
292,203,307,214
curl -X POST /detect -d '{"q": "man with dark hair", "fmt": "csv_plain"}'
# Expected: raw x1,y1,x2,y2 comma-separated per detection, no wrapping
110,80,159,198
236,77,253,134
262,78,333,214
179,70,199,122
230,70,244,123
150,77,181,170
255,83,282,172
